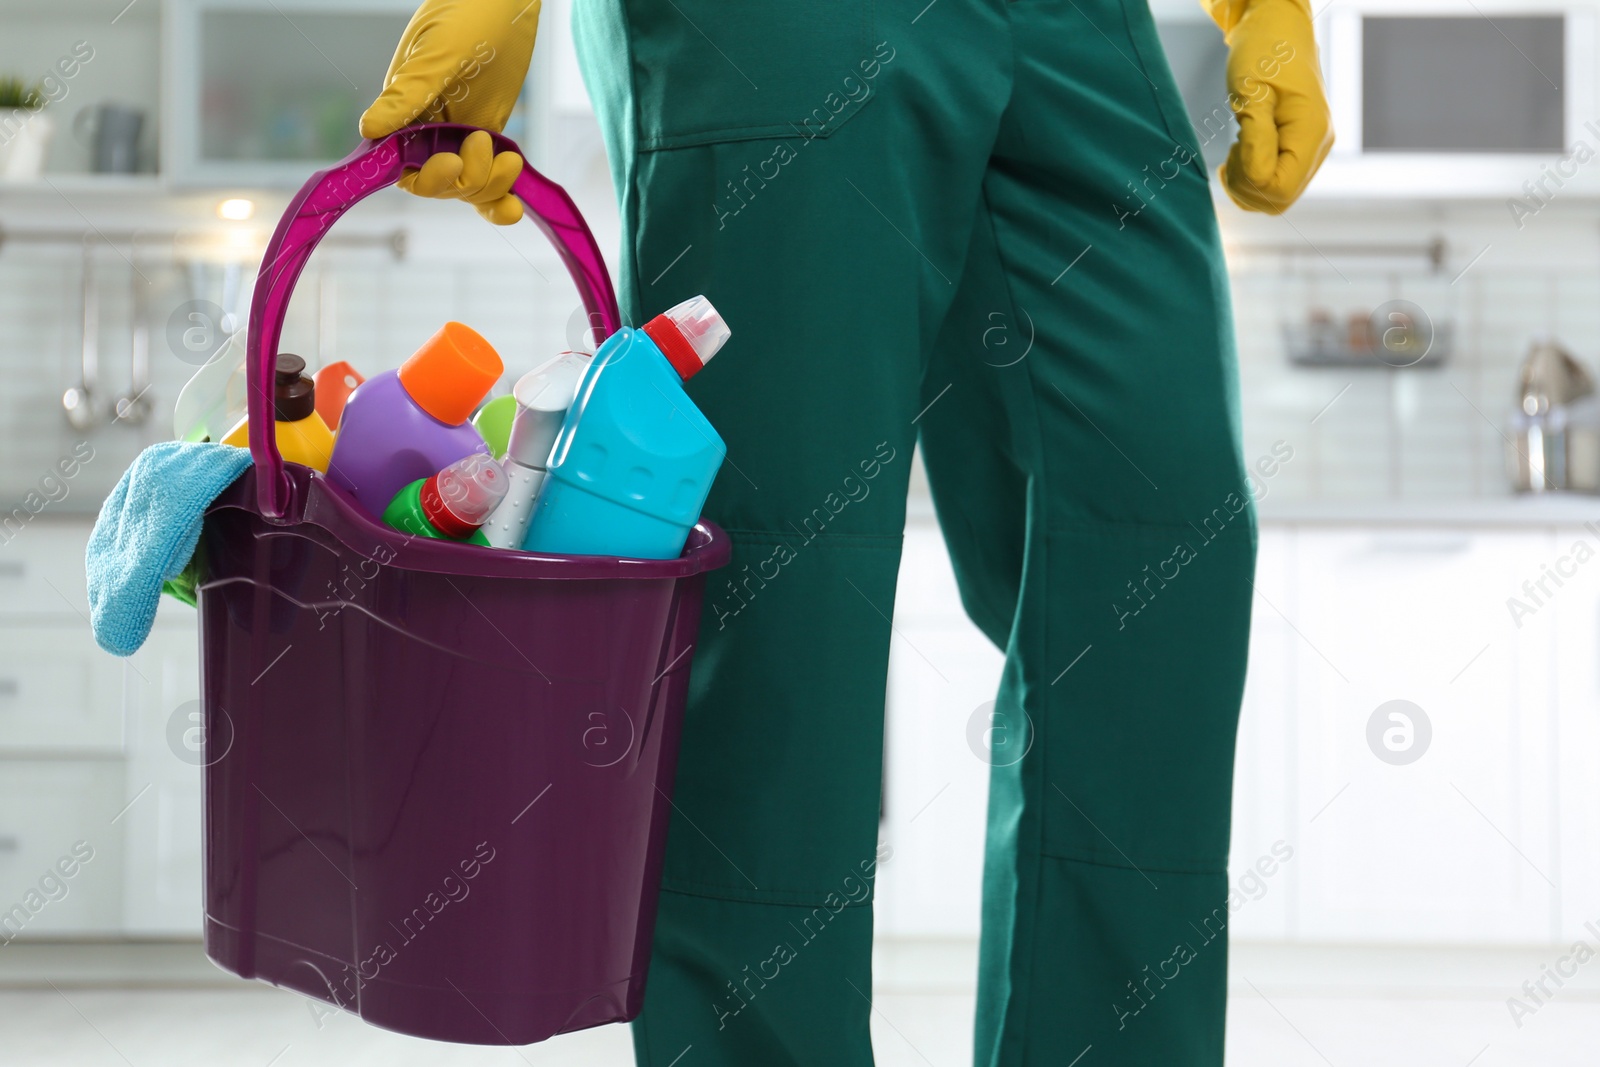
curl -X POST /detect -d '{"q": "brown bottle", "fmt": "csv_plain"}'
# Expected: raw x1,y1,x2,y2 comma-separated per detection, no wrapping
220,354,336,472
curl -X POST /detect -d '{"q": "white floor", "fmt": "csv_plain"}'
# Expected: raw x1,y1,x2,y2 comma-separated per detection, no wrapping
2,940,1597,1066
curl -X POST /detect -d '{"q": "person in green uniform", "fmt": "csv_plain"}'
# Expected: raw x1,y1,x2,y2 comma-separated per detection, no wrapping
361,0,1332,1062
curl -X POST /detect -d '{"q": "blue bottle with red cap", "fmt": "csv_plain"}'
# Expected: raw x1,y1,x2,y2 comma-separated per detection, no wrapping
522,296,731,559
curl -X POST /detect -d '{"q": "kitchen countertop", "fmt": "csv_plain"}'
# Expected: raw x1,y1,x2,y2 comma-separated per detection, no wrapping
1256,495,1600,527
34,493,1600,532
905,492,1600,528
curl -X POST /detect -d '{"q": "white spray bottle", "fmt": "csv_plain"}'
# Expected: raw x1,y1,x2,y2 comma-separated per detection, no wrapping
481,351,592,550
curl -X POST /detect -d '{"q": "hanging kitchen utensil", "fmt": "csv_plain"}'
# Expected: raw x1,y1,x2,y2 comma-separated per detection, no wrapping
114,254,154,426
63,245,99,431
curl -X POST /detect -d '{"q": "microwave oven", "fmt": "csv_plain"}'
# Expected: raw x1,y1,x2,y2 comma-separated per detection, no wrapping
1314,2,1599,197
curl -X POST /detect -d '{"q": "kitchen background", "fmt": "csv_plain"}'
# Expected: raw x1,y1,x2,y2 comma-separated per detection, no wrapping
2,0,1600,1064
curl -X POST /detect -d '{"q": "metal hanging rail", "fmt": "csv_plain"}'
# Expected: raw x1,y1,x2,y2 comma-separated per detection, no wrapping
1224,236,1448,272
0,225,408,260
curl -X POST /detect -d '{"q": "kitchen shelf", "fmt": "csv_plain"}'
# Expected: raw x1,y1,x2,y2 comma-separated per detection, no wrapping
0,173,167,196
1284,322,1454,369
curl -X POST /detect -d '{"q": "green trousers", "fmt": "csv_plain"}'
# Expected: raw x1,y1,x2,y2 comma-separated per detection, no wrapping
575,0,1256,1062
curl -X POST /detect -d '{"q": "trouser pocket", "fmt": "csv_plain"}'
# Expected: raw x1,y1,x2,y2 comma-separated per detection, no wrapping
619,0,884,149
1115,0,1213,182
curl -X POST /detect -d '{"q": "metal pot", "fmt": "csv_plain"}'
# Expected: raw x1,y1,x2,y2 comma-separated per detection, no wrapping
1509,338,1599,492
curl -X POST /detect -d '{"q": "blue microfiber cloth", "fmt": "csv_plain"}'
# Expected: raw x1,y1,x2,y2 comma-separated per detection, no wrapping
87,441,253,656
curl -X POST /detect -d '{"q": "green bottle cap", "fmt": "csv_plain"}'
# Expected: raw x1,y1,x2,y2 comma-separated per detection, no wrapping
472,394,518,460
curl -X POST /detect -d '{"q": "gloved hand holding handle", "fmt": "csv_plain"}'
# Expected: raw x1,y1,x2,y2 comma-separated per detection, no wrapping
1203,0,1333,214
360,0,542,225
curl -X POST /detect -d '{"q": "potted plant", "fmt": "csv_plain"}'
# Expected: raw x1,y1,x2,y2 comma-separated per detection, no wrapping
0,76,52,180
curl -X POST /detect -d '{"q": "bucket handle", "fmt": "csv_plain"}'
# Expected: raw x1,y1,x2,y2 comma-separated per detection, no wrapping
246,124,622,520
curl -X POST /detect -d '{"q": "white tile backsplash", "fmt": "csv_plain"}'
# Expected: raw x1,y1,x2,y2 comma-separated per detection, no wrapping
1,191,1595,516
1227,200,1600,505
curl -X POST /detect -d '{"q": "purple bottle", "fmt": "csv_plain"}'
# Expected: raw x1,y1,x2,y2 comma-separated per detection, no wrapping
327,322,503,517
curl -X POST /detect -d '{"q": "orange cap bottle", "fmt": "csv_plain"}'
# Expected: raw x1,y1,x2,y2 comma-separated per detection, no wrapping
312,361,365,430
397,322,503,426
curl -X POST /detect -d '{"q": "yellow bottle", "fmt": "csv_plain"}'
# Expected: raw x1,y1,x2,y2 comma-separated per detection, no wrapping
221,353,336,473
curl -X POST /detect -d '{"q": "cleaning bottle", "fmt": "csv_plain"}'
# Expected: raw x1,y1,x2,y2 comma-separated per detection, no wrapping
472,394,518,459
382,453,507,546
312,361,364,430
327,323,502,517
173,338,245,443
480,351,591,550
523,296,730,559
219,353,335,472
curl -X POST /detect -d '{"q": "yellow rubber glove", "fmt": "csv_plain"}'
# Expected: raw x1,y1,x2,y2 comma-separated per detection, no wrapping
1203,0,1333,214
359,0,541,225
396,129,528,225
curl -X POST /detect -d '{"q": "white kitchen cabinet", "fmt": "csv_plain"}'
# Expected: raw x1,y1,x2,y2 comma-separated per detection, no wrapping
0,521,129,943
1280,527,1561,943
0,762,126,938
163,0,418,186
0,626,127,755
0,519,203,939
120,627,204,936
0,522,91,620
1544,526,1600,942
1229,525,1298,940
4,513,1599,946
885,511,1600,948
876,519,1003,939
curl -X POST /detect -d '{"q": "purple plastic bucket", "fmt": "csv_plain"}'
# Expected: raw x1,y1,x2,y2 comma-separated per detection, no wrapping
197,124,730,1045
